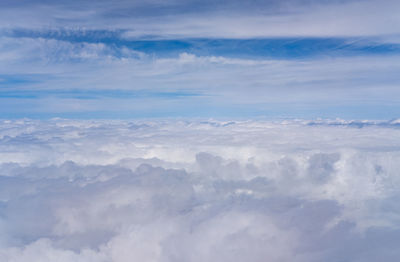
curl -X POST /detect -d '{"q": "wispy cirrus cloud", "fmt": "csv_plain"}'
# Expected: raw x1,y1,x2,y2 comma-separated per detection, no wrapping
1,0,400,39
1,35,400,118
1,0,400,118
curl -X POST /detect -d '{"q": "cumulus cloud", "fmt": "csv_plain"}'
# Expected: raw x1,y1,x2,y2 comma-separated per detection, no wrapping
1,119,400,261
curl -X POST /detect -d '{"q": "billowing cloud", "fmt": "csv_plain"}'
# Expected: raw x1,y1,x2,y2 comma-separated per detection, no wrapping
1,119,400,261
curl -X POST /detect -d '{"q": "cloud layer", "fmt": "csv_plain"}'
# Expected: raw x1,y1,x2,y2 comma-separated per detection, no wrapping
1,0,400,119
1,0,400,38
1,119,400,261
2,32,400,118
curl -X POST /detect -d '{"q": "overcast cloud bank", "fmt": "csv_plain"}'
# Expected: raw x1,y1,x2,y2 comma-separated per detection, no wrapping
1,119,400,261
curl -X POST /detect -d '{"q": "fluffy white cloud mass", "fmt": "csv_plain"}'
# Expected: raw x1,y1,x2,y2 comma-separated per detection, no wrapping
1,119,400,261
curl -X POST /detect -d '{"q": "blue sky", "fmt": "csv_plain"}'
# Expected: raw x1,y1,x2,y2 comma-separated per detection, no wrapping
1,0,400,119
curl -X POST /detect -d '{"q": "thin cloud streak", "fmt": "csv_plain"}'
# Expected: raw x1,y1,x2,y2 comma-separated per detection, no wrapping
1,35,400,118
0,0,400,39
1,0,399,118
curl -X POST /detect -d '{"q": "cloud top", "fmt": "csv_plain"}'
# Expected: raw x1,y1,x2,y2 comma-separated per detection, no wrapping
1,119,400,261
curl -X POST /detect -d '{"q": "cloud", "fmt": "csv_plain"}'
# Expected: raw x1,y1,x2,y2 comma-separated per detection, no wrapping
2,21,400,119
2,33,400,118
1,1,400,119
1,119,400,261
1,0,400,39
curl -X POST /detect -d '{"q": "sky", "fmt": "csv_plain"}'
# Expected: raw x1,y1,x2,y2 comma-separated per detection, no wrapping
1,0,400,119
2,2,400,260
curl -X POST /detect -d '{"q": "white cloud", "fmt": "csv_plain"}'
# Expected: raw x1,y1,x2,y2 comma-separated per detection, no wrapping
2,0,400,39
2,35,400,117
1,119,400,261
